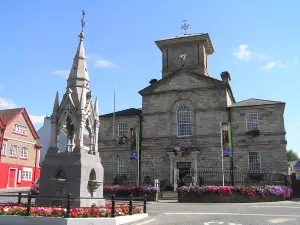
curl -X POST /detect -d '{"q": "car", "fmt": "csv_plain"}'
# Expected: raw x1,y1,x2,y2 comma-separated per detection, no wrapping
30,179,40,195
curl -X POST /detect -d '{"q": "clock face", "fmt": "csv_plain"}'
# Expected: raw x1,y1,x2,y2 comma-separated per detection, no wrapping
178,52,188,62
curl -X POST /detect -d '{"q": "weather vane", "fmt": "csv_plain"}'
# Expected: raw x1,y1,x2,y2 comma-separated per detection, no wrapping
181,20,189,35
81,10,86,32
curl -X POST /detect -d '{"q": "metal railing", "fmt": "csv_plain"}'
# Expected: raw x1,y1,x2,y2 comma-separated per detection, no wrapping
176,169,287,187
0,192,147,218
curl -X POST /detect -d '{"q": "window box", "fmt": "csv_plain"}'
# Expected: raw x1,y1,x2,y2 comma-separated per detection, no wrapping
246,129,260,137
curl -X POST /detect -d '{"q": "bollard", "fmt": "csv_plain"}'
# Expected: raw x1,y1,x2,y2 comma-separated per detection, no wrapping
143,194,147,213
129,194,133,215
64,193,71,218
111,194,115,218
17,192,22,204
26,193,32,216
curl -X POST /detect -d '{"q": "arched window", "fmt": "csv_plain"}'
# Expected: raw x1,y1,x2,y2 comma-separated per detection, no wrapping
177,106,191,137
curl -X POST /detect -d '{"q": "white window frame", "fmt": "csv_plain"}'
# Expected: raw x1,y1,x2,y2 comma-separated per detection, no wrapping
246,113,259,131
248,152,261,171
177,106,192,137
118,122,128,137
20,147,28,159
1,143,7,155
9,145,18,157
22,167,32,181
117,155,126,173
12,124,27,135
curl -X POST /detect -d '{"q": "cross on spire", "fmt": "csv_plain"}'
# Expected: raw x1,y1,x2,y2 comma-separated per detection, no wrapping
81,10,86,32
181,20,189,35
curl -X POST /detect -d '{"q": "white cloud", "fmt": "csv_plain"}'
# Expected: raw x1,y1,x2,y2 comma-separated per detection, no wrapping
0,97,17,109
95,59,119,69
232,45,267,61
29,115,45,124
261,61,287,71
0,84,5,90
52,70,69,78
293,57,299,64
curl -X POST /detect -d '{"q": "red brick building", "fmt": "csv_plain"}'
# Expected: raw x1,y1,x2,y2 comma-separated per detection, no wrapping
0,108,42,189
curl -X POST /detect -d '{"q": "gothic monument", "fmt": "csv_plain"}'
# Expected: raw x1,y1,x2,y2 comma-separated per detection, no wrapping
38,11,104,207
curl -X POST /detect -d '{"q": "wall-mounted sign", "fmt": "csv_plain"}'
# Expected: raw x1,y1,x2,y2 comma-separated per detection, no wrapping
296,173,300,180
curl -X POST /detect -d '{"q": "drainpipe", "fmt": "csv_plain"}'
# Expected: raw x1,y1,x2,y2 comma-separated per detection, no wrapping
33,146,38,183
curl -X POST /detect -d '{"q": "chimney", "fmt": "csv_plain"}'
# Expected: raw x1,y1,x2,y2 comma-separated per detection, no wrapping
149,79,158,85
221,71,231,83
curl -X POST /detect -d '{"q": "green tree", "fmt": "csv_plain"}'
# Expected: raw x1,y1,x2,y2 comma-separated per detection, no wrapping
287,149,299,161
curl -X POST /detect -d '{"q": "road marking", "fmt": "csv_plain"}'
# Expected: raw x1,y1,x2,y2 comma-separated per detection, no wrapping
204,222,224,225
251,205,300,209
268,218,294,224
164,212,300,217
134,219,156,225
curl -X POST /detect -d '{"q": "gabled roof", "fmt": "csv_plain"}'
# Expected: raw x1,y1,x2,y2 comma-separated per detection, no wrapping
99,108,142,118
228,98,285,108
138,69,226,96
0,108,40,139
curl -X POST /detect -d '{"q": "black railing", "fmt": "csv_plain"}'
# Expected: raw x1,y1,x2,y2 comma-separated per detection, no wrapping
104,171,158,186
176,169,287,187
0,192,147,218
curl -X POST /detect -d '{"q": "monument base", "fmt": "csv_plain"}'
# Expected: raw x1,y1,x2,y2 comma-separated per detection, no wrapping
37,151,104,207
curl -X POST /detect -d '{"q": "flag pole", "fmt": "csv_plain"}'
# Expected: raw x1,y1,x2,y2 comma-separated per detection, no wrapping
220,122,225,186
112,85,116,140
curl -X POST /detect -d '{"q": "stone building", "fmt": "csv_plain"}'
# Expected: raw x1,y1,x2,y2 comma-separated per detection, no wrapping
99,33,287,188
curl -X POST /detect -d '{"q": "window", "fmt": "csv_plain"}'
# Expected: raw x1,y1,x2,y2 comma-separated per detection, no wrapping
118,122,128,137
12,124,27,135
177,106,191,137
246,113,259,131
20,147,28,159
248,152,261,171
22,167,32,181
1,143,6,156
117,156,126,173
9,145,17,157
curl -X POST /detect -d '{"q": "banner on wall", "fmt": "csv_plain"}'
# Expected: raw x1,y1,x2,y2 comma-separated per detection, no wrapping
130,127,140,159
221,122,233,157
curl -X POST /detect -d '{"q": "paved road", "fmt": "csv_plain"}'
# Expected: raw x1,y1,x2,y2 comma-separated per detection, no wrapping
128,200,300,225
1,194,300,224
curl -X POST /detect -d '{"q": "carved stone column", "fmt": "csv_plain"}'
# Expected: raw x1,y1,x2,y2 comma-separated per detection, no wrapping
73,114,85,153
94,120,100,156
48,115,59,153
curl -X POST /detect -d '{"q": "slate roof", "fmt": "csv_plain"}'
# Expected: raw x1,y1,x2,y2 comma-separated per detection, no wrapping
228,98,285,108
99,108,142,118
0,108,23,124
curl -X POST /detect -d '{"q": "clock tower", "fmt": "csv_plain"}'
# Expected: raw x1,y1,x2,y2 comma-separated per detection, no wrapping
155,33,214,78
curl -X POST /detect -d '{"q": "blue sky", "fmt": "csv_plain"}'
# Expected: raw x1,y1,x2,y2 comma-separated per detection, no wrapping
0,1,299,154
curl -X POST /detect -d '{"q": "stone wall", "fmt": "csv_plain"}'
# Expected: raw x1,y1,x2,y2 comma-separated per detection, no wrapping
99,116,141,185
230,104,287,173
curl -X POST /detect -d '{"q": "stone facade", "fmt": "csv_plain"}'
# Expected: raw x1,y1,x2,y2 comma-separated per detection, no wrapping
98,33,287,188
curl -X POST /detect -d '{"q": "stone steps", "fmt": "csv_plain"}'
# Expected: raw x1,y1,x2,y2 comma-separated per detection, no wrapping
160,191,178,200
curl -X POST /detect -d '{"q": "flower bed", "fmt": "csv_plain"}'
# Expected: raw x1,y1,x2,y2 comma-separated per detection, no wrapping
177,185,292,203
103,186,159,201
0,203,141,218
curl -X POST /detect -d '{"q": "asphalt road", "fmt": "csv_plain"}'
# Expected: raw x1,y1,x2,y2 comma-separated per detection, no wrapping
128,200,300,225
1,193,300,225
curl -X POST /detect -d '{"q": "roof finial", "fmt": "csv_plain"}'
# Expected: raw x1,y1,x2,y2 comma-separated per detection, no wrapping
181,20,189,35
78,10,86,39
81,10,86,32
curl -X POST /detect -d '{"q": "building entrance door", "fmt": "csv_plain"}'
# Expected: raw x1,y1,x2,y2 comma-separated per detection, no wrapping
177,162,191,187
8,169,16,188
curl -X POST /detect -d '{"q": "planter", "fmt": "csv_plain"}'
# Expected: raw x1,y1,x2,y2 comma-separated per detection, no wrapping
178,192,285,203
0,214,148,225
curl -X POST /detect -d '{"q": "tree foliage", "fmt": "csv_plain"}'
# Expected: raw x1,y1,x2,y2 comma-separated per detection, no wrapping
287,149,299,162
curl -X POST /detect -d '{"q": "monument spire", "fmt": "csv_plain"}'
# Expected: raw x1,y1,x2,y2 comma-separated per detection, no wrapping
52,91,59,112
67,10,89,89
